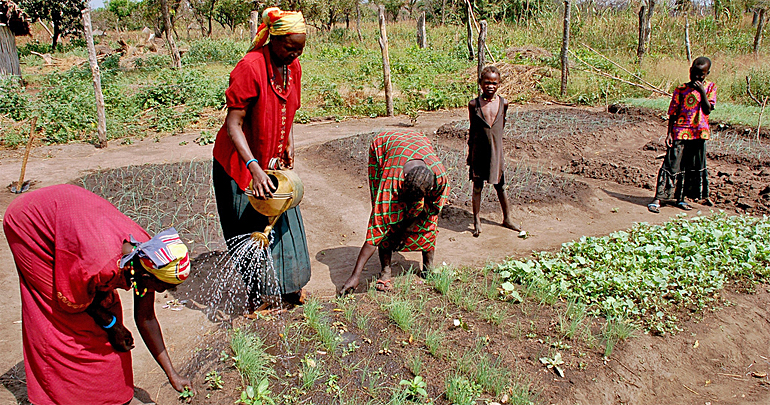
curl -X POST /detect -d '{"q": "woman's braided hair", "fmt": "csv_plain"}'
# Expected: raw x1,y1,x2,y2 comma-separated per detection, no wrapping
402,165,435,202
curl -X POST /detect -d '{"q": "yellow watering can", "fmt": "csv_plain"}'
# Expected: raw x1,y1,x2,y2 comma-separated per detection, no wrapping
246,169,304,246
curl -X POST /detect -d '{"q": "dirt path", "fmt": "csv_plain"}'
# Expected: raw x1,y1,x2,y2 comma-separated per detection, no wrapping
1,106,768,404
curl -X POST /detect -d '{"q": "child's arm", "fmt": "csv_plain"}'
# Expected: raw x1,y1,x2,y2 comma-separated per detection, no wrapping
693,81,713,115
467,100,476,165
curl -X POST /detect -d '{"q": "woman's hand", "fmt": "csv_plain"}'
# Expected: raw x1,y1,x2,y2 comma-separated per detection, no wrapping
249,164,277,198
107,323,135,352
168,372,193,393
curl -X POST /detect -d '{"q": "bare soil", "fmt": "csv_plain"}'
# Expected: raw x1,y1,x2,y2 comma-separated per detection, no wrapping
1,105,769,404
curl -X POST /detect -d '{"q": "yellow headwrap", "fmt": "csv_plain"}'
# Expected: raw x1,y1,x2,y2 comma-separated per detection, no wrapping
249,7,306,52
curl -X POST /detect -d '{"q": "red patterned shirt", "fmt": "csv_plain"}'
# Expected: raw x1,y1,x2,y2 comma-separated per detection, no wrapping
668,81,717,140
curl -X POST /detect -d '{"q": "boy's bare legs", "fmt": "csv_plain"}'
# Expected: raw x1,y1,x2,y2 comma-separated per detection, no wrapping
472,182,483,237
495,183,520,231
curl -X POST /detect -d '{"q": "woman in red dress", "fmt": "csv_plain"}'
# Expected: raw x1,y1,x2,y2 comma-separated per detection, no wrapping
3,184,192,405
212,7,310,305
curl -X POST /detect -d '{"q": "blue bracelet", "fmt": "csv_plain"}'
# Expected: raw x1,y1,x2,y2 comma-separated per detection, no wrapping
245,158,259,168
103,315,117,329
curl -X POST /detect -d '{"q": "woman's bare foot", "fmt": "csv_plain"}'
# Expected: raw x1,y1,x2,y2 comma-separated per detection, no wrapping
472,217,481,237
501,218,521,232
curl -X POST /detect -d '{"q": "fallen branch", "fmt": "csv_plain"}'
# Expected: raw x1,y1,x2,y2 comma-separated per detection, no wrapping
29,51,55,65
569,50,671,97
580,43,661,92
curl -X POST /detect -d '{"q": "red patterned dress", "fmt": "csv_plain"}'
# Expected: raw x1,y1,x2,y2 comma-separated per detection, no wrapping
654,82,717,201
3,184,149,405
366,131,449,251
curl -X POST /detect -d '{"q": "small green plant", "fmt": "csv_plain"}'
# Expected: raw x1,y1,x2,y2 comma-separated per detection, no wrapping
558,300,588,340
425,329,445,358
178,386,194,402
300,356,322,390
195,130,215,145
236,379,275,405
399,375,428,401
539,352,565,378
230,328,276,386
406,354,424,376
386,298,415,333
205,370,224,390
426,266,454,295
602,317,638,357
444,375,481,405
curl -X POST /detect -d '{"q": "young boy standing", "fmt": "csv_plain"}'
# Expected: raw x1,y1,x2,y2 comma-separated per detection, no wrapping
467,66,520,236
648,56,716,213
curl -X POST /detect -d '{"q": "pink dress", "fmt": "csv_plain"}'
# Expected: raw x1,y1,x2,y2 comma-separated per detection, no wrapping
3,184,149,405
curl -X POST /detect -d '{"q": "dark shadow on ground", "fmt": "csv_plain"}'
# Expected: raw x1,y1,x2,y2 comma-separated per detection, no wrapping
602,188,651,208
173,250,250,322
0,362,155,405
317,246,419,294
439,205,507,233
1,361,28,404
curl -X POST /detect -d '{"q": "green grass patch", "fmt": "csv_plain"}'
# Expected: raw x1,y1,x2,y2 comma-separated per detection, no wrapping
230,328,276,386
495,213,770,334
622,97,766,128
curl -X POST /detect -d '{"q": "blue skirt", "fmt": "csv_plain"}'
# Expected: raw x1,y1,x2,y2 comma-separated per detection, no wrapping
213,159,311,295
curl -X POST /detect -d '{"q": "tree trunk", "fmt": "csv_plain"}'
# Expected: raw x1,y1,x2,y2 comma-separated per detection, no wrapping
477,20,487,82
560,0,571,97
249,11,259,42
0,25,21,77
755,9,766,54
378,6,393,117
417,12,427,48
644,0,655,49
684,14,692,62
466,3,474,60
637,5,646,63
161,0,182,69
441,0,447,25
356,1,362,41
81,8,108,149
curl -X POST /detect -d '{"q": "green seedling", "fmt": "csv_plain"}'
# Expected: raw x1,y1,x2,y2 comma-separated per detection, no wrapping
399,375,428,400
406,354,424,376
387,298,415,333
205,370,223,390
425,329,445,358
236,379,275,405
300,356,322,390
444,375,481,405
500,281,523,303
178,386,194,403
539,352,565,378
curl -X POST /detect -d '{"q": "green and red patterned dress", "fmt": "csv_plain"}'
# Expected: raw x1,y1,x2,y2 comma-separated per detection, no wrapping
654,81,716,201
366,130,449,251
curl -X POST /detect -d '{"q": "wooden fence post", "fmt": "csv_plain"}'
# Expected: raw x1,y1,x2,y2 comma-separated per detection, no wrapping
160,0,181,69
466,3,474,60
249,11,259,42
378,6,393,117
477,20,487,82
356,1,363,41
0,24,21,77
754,8,766,55
417,12,427,48
560,0,571,97
637,5,646,63
81,8,108,148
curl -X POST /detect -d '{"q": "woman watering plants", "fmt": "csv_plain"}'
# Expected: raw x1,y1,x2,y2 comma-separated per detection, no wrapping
3,184,192,405
212,7,311,309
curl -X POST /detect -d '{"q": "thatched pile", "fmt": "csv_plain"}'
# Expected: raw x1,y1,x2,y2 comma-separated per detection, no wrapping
466,62,552,101
0,0,31,36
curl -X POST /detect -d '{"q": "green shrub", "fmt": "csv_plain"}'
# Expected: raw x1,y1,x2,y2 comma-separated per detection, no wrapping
183,38,247,65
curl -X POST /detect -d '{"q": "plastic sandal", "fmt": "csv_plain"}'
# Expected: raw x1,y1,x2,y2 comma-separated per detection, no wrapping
677,201,692,211
647,203,660,213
